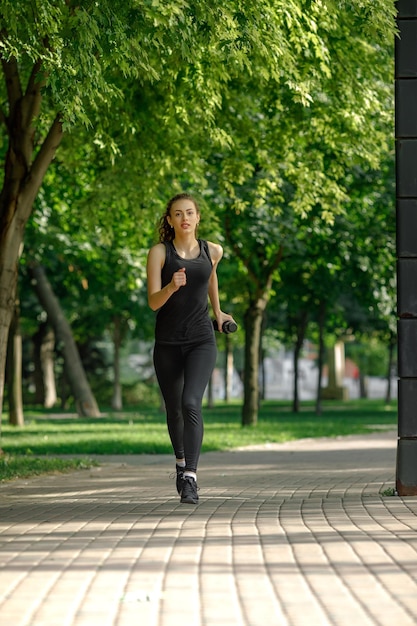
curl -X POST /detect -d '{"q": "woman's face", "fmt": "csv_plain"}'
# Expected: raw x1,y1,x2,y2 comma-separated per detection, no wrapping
168,198,200,235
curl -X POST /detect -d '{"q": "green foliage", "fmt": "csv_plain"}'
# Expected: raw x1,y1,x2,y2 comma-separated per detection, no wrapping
268,148,396,354
0,1,398,420
122,381,160,406
85,377,160,407
345,340,396,378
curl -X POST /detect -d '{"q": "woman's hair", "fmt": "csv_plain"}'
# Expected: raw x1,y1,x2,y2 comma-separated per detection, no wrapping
158,192,200,243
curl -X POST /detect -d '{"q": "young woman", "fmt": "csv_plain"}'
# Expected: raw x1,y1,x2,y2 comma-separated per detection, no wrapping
146,192,235,504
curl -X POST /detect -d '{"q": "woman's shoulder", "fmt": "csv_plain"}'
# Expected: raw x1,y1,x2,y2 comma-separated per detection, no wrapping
205,240,223,264
148,242,167,262
149,241,166,252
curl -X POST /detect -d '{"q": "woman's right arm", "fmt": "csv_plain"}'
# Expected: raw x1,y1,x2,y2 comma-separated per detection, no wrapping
146,244,186,311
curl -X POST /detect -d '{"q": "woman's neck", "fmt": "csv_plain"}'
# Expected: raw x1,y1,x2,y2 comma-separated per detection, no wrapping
172,236,199,259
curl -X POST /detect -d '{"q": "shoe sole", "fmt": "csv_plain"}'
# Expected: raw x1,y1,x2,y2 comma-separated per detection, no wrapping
180,496,199,504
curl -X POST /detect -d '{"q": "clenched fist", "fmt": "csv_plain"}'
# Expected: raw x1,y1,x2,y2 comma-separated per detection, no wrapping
171,267,186,291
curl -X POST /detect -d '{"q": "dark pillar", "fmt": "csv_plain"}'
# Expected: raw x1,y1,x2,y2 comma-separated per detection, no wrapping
396,0,417,495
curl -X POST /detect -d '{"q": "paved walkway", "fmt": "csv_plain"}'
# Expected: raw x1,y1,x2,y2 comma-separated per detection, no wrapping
1,430,417,626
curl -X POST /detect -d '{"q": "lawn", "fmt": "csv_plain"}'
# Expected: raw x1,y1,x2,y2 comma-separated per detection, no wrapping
0,399,397,481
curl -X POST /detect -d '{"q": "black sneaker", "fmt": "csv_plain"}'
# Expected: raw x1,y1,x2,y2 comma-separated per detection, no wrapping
175,465,185,495
180,476,199,504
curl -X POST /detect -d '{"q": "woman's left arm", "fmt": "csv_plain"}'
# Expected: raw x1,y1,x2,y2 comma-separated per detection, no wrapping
208,242,235,331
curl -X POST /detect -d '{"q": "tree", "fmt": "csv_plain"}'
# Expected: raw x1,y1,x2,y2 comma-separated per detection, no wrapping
223,203,285,425
0,0,297,419
32,322,57,408
203,2,395,424
29,263,100,416
0,1,149,417
274,151,396,414
5,304,24,426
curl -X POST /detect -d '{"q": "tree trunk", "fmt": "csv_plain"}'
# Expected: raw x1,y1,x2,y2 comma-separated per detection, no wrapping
29,263,100,417
242,304,264,426
292,311,309,413
60,370,71,410
260,349,266,401
315,301,326,416
42,329,57,409
33,326,45,405
6,306,24,426
359,373,368,399
0,56,64,421
33,323,57,407
385,332,395,404
292,347,299,413
111,316,123,411
0,220,24,422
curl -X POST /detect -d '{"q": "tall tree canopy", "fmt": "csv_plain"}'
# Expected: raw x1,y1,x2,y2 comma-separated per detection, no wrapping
0,0,397,420
0,0,316,416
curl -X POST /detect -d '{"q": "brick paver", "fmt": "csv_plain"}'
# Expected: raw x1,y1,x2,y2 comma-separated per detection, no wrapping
1,430,417,626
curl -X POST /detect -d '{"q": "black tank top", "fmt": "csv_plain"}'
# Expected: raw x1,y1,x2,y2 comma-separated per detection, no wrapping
155,239,215,345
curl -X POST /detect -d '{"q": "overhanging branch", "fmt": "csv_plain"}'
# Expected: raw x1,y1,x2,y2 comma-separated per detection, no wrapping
19,114,64,220
22,57,45,128
1,56,22,111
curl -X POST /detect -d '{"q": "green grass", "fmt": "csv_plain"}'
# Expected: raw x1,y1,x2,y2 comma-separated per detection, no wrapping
203,398,397,449
0,399,397,481
0,455,98,481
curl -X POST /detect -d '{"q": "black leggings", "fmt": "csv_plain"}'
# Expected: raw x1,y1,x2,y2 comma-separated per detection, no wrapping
153,339,217,473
